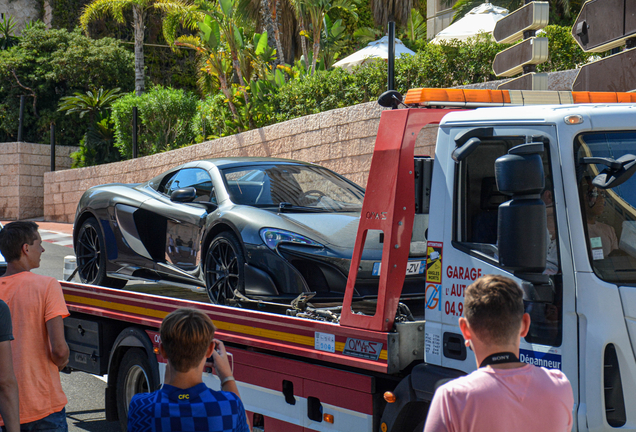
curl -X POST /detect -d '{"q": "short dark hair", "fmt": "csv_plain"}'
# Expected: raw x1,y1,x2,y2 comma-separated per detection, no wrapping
464,275,525,345
0,221,39,263
160,308,216,373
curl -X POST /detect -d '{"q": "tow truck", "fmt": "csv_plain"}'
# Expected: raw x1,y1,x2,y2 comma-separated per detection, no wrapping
62,88,636,431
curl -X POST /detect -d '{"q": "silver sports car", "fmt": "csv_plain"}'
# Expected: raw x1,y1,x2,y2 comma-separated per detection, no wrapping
73,157,426,304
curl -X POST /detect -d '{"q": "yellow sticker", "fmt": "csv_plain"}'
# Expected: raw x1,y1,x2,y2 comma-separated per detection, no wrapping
426,242,443,284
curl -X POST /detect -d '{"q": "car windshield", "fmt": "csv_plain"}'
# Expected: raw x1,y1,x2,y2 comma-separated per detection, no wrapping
221,164,364,212
576,131,636,285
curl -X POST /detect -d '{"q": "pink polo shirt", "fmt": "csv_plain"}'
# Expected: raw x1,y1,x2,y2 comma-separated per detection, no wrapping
424,364,573,432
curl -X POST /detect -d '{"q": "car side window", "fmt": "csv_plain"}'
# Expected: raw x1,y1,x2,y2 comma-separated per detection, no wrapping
166,168,215,203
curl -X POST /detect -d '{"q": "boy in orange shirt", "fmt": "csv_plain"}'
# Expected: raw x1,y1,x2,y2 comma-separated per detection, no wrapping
0,221,70,431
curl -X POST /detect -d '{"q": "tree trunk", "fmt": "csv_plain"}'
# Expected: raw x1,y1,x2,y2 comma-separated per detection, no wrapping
298,14,309,66
132,5,146,96
261,0,285,65
311,30,320,75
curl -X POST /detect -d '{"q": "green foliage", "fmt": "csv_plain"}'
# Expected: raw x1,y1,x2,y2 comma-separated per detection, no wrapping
58,87,123,166
0,15,20,50
537,25,595,72
58,87,123,120
70,117,121,167
0,22,134,146
111,85,198,157
191,93,235,142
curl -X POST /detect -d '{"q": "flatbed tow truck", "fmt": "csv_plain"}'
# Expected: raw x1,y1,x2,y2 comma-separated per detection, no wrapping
63,88,636,431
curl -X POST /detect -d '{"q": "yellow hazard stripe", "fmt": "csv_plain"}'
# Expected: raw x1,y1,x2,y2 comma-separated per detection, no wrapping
65,294,169,319
65,294,388,361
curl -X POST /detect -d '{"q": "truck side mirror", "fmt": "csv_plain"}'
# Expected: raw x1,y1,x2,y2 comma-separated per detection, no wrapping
495,143,547,273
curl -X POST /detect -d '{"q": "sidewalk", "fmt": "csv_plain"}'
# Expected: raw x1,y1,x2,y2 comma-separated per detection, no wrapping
1,218,73,235
1,218,74,247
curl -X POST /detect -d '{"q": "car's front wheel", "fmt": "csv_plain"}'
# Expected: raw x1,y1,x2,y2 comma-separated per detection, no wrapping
205,231,245,304
75,217,127,288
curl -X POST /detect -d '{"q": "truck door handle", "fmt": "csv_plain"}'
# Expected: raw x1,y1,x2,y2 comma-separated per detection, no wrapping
282,380,295,405
443,332,467,360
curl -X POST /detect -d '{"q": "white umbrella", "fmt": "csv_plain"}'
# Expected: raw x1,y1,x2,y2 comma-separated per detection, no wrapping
431,3,508,44
333,36,416,71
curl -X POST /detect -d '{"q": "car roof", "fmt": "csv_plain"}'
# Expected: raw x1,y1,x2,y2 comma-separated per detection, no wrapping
196,157,318,170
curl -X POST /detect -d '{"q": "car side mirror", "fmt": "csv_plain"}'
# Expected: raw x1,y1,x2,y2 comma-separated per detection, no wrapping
170,187,197,203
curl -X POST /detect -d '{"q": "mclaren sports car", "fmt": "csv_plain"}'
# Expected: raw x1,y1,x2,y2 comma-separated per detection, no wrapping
73,157,427,304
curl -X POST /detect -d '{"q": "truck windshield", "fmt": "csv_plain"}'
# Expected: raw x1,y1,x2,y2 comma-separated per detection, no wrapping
576,132,636,285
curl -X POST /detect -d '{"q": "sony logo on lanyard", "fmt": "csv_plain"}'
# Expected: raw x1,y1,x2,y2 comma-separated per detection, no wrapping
479,352,519,368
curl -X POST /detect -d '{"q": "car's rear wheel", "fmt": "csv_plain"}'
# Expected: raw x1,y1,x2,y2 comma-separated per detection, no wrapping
75,217,127,288
205,232,245,304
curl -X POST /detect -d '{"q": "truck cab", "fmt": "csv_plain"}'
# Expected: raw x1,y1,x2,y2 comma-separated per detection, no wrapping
381,99,636,431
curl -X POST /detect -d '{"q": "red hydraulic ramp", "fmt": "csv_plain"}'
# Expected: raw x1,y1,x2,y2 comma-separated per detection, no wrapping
340,108,452,332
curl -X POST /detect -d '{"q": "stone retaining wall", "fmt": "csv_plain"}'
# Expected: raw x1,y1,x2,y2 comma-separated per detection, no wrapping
0,142,75,220
0,0,41,32
43,102,440,223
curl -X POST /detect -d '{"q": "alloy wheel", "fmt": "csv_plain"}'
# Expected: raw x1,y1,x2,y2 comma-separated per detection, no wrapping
76,223,101,283
206,238,240,304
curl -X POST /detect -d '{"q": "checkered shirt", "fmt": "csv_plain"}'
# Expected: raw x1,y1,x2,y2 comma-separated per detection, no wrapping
127,383,249,432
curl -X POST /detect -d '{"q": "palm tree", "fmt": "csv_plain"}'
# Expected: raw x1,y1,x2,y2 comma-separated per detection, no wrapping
58,88,123,165
301,0,357,74
237,0,297,65
370,0,420,27
80,0,192,96
80,0,151,96
157,0,254,126
212,0,254,126
289,0,309,64
176,16,242,128
58,88,123,124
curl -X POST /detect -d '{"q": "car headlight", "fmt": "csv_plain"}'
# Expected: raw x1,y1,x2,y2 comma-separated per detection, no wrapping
260,228,323,250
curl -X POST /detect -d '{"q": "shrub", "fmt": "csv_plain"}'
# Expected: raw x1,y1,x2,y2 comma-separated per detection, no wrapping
112,85,199,158
537,25,596,72
191,93,236,142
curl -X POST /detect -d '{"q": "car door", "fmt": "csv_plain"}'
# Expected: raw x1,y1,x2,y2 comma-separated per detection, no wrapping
141,167,214,280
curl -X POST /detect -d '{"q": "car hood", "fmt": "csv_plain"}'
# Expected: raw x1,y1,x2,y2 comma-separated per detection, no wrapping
278,213,382,251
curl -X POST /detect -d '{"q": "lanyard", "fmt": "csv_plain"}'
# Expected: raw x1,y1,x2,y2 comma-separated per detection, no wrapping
479,352,519,368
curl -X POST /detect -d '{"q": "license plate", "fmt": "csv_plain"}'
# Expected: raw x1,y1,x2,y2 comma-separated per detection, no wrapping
372,260,426,276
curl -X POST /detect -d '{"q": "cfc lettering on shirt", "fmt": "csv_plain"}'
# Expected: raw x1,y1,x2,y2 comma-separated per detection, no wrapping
178,394,189,400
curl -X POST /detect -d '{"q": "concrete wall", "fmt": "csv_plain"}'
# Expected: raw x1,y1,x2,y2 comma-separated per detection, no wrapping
0,0,41,32
427,0,457,40
43,102,440,223
0,142,75,220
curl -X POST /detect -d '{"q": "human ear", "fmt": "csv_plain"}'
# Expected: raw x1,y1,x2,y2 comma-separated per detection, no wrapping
519,313,531,338
205,341,216,358
459,317,472,345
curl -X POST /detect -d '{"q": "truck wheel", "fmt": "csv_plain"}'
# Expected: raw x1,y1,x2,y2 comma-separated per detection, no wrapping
116,348,158,432
205,231,245,304
75,217,127,288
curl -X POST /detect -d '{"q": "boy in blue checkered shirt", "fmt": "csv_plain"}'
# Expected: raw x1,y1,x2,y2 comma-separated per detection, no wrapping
127,308,249,432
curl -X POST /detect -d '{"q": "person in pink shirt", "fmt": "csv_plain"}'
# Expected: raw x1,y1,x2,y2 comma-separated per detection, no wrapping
424,274,573,432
